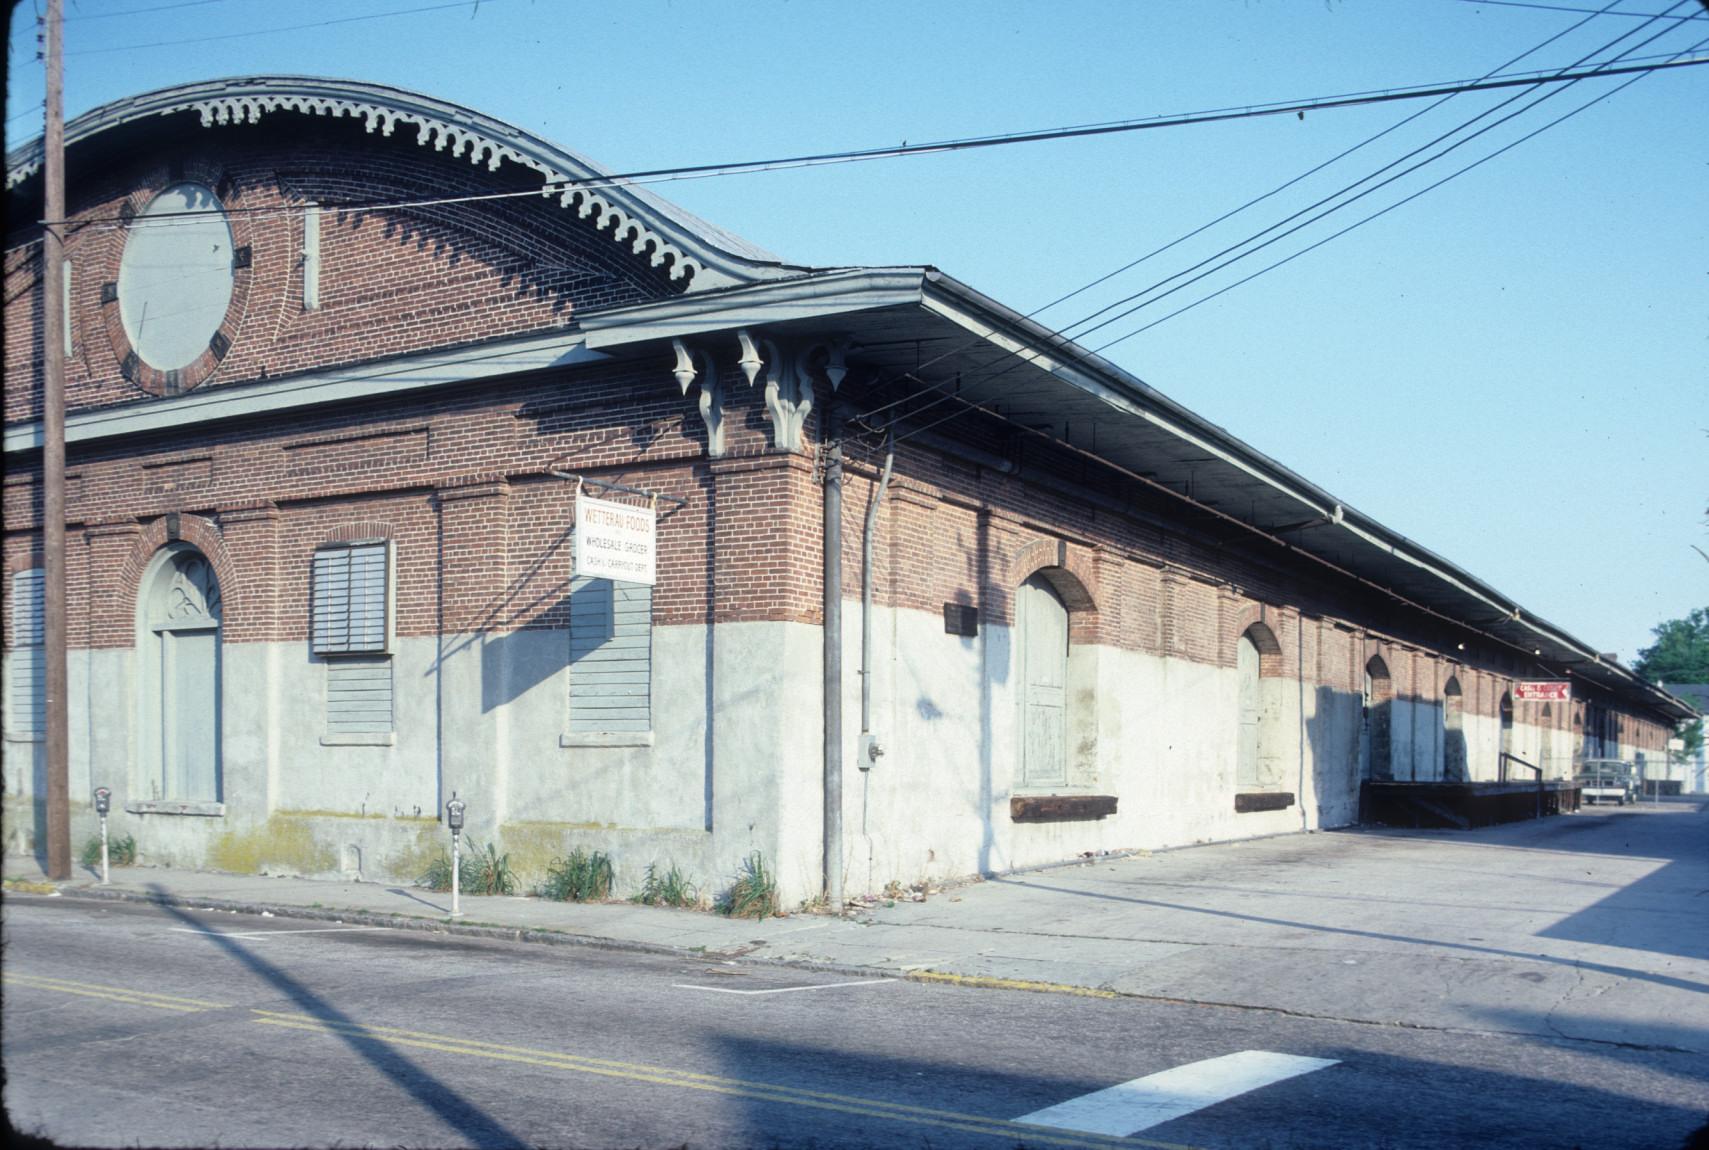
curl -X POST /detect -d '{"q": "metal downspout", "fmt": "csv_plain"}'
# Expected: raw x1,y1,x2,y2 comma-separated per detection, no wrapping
861,434,895,746
823,410,844,911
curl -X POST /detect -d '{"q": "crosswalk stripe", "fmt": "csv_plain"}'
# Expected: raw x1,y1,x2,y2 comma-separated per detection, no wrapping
1015,1050,1339,1137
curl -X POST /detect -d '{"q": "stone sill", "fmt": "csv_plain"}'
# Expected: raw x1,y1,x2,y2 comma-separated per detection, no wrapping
1010,794,1118,822
320,732,397,747
126,800,226,817
3,731,44,743
561,731,654,749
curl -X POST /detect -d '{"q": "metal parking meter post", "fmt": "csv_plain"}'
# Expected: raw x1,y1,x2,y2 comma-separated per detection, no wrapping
446,795,465,918
93,787,112,885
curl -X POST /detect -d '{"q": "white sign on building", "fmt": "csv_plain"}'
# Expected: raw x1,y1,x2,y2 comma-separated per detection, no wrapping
574,491,656,585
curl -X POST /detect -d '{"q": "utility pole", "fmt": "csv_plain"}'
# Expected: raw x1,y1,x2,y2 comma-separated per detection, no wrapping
822,409,843,913
42,0,71,881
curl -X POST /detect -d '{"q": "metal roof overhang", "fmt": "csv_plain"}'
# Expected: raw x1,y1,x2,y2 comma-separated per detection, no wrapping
583,267,1694,723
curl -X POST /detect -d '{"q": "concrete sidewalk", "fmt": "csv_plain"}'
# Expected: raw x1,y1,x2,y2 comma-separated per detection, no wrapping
7,800,1706,1053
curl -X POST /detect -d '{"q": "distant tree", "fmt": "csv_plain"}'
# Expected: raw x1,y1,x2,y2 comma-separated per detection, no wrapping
1633,607,1709,685
1675,718,1704,767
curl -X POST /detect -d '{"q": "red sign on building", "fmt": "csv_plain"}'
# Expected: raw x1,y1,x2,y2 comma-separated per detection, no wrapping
1515,681,1571,702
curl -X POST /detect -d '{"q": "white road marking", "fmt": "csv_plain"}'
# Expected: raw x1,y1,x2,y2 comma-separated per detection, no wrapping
1015,1050,1339,1137
169,926,392,939
672,977,896,996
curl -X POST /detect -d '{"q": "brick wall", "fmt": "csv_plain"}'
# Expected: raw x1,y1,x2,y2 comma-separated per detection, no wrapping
5,116,681,424
2,113,1675,754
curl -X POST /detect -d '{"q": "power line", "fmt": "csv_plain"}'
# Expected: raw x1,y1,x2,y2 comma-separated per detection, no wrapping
1056,4,1696,347
30,52,1709,234
1447,0,1708,18
886,33,1706,458
63,0,496,54
855,4,1698,445
1092,37,1709,354
865,0,1637,429
63,0,255,19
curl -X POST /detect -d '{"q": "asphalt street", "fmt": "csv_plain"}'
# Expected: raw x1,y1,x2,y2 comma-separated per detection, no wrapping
4,895,1704,1149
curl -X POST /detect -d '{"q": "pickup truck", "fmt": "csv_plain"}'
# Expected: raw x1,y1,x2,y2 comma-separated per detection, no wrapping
1576,760,1637,806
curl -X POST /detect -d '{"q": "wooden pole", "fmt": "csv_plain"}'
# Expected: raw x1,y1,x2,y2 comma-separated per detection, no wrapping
42,0,71,881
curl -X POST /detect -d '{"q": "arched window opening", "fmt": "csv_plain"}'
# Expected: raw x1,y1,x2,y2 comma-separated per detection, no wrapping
1499,690,1515,777
1362,655,1393,780
1017,573,1070,789
1442,675,1466,781
1236,623,1285,791
138,545,223,803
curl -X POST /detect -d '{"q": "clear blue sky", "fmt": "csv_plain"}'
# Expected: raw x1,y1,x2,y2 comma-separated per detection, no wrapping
7,0,1706,667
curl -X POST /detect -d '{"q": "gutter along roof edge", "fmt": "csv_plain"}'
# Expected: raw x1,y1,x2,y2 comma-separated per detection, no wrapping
916,272,1694,722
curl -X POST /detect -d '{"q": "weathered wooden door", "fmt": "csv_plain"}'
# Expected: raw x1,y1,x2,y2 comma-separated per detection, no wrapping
1236,635,1260,787
144,549,222,802
1018,574,1068,787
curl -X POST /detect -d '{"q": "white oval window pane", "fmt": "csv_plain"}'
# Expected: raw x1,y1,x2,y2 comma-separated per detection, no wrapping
118,183,234,373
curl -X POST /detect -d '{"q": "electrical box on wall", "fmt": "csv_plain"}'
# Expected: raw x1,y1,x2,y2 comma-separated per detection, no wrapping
943,603,978,637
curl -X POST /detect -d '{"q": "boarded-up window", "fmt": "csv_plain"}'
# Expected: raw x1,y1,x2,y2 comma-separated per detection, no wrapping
312,542,389,655
8,568,45,738
568,576,651,733
326,654,393,737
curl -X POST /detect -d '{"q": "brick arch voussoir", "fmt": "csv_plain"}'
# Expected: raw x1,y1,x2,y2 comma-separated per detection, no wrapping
321,520,396,545
1011,538,1102,644
1363,643,1395,700
1012,542,1096,608
117,514,242,637
1229,602,1289,669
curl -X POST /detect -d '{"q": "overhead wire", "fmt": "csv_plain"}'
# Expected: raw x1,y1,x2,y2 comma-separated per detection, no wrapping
852,1,1699,448
1445,0,1708,18
851,0,1638,429
20,53,1706,234
64,0,273,19
1054,0,1694,348
63,0,498,54
1092,32,1709,355
880,29,1709,458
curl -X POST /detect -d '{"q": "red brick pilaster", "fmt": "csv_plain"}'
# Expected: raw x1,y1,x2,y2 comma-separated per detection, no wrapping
436,476,509,634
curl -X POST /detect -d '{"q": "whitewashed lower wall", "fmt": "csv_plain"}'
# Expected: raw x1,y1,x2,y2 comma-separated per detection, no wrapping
1,607,1646,905
829,607,1367,898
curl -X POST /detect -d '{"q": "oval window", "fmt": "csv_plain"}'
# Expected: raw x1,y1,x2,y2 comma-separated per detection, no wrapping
117,183,234,373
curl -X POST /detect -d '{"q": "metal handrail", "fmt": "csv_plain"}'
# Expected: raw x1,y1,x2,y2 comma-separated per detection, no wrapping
1499,753,1544,819
1498,752,1540,782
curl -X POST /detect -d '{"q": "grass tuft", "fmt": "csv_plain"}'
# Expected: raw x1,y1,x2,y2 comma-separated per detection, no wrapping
716,851,779,921
419,841,515,895
79,833,137,869
630,861,701,909
538,848,615,902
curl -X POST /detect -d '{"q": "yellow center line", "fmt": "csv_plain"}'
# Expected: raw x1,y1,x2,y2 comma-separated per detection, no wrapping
252,1010,1201,1150
3,972,225,1012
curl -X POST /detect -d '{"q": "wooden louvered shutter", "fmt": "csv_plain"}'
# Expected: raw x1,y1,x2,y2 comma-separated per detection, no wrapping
312,542,389,655
568,576,651,733
9,569,45,737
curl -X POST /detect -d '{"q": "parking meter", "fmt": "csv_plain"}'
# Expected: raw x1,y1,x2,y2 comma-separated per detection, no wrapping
446,795,466,917
93,787,112,884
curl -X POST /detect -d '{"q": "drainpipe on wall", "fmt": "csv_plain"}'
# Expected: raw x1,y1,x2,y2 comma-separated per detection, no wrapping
1298,618,1308,831
859,433,895,775
823,408,844,912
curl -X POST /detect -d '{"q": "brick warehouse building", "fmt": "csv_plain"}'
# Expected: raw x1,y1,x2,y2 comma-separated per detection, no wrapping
3,78,1691,902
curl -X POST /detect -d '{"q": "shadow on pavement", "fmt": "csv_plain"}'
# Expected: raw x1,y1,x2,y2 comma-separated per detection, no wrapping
386,885,452,913
992,878,1709,997
144,883,523,1148
706,1032,1704,1150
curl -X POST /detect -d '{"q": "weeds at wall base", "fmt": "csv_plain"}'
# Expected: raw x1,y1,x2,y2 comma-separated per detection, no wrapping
716,851,778,920
538,848,614,902
630,861,702,909
79,834,137,869
419,842,515,895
